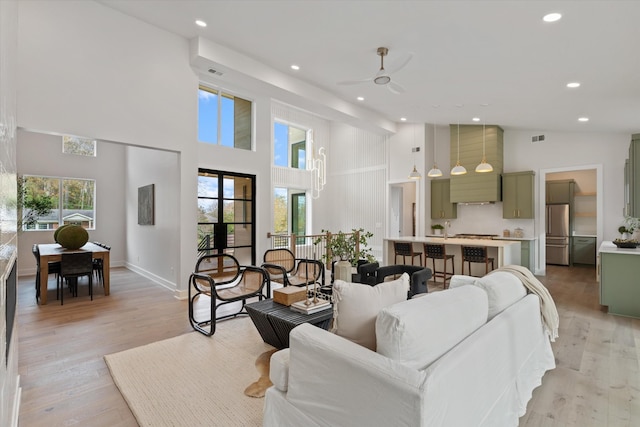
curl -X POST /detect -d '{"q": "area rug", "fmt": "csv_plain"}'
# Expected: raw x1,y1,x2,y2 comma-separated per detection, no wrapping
104,317,275,426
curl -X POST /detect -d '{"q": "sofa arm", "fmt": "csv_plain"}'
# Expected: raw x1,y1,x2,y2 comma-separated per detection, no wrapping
269,349,290,391
283,323,426,427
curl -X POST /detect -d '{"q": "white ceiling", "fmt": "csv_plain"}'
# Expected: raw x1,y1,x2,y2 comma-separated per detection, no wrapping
97,0,640,134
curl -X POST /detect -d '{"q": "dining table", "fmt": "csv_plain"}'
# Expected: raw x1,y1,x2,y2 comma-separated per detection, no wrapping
37,242,110,305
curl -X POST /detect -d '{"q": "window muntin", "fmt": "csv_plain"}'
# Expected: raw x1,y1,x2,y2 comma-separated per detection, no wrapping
62,135,97,157
22,175,95,230
198,85,252,150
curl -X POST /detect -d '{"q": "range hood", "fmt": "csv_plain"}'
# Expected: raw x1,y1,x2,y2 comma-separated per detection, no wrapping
449,124,504,203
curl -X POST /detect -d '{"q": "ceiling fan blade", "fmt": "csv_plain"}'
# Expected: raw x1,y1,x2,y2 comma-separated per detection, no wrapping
388,81,405,94
337,76,374,85
385,52,413,75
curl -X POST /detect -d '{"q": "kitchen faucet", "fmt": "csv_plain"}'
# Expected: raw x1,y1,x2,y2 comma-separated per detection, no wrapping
444,221,451,239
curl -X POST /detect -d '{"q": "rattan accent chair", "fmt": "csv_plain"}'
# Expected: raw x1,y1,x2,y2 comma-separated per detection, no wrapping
189,253,270,336
262,248,324,288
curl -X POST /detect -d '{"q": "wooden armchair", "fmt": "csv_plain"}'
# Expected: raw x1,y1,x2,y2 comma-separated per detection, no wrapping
188,253,270,336
262,248,325,288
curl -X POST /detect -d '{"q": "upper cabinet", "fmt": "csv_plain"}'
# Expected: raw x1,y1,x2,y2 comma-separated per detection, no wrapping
502,171,535,219
626,134,640,216
431,179,457,219
449,125,503,203
546,180,574,204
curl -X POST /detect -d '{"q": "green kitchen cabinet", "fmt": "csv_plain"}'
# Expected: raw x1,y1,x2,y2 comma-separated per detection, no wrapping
600,250,640,318
520,240,531,269
431,179,457,219
502,171,535,219
546,180,574,204
627,134,640,216
572,236,596,265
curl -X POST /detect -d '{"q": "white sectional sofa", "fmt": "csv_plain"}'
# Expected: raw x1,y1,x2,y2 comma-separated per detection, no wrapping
263,272,556,427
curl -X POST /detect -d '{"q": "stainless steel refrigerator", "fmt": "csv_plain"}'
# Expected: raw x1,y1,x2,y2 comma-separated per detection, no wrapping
546,204,570,265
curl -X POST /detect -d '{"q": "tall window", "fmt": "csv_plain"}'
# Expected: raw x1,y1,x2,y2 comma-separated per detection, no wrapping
273,187,306,239
21,175,96,230
198,85,252,150
274,122,307,168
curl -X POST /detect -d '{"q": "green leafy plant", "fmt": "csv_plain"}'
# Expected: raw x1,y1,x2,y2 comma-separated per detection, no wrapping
17,176,54,231
431,224,444,230
624,216,640,233
315,228,375,267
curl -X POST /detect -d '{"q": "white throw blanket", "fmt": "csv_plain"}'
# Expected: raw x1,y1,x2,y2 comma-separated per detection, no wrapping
489,264,559,342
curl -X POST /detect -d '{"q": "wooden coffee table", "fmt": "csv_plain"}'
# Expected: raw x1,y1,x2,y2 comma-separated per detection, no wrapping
245,299,332,349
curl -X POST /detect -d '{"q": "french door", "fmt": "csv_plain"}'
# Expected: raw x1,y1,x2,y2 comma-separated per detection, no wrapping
197,169,256,265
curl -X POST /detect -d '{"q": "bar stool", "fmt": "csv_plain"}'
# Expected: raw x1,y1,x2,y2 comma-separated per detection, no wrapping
461,246,494,277
393,241,422,266
424,243,455,289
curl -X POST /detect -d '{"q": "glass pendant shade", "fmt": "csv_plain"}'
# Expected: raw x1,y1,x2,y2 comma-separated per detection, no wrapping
427,165,443,177
408,165,422,179
451,162,467,175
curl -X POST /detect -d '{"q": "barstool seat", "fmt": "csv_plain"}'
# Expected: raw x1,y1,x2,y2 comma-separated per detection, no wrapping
424,243,455,289
393,241,422,266
461,245,495,277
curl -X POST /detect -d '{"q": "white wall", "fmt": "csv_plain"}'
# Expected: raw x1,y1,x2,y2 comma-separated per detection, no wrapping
16,130,127,275
125,146,180,289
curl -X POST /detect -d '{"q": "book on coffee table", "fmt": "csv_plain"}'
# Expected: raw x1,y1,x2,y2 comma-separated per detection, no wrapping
290,299,331,315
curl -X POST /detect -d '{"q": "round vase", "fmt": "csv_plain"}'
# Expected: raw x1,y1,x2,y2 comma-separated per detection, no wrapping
334,260,352,282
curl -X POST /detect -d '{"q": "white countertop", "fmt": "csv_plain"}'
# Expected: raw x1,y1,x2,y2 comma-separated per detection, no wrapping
493,236,537,241
599,241,640,255
385,236,520,248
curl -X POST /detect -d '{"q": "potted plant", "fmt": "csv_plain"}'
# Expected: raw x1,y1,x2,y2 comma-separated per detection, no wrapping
431,224,444,235
317,228,375,266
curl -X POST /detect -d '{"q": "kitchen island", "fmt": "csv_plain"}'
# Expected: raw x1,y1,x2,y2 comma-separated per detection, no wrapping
384,236,521,276
599,241,640,318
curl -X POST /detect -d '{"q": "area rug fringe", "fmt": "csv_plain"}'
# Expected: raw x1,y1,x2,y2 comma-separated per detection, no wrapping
104,317,274,426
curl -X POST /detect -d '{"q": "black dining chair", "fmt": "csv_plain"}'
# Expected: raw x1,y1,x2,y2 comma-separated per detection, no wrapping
32,244,61,301
58,252,94,305
93,243,110,285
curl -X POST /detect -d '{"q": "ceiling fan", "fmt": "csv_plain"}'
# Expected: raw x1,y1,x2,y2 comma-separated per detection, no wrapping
338,47,412,94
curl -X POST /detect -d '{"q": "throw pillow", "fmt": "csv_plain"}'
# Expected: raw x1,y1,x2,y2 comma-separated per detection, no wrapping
331,274,409,350
474,271,527,319
376,285,488,370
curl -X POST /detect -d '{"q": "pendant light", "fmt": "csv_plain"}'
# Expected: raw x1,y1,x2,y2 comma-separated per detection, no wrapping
450,120,467,175
408,124,422,180
475,121,493,173
427,122,443,178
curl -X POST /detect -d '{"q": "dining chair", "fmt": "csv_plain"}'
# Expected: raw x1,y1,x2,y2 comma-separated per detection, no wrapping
93,244,110,285
461,246,495,277
393,241,422,266
424,243,455,289
32,244,61,301
58,252,94,305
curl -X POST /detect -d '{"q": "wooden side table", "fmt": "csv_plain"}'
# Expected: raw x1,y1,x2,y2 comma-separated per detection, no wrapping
245,299,332,349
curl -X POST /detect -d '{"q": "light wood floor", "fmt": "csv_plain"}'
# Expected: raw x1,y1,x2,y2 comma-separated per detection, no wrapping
17,265,640,426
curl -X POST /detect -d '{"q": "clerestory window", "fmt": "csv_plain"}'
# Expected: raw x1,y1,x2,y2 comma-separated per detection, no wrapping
198,85,252,150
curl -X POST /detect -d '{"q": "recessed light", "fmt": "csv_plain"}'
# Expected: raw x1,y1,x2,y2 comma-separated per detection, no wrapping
472,117,480,122
578,117,589,122
400,117,407,122
357,96,364,101
543,13,562,22
290,64,300,71
567,82,581,88
195,20,207,27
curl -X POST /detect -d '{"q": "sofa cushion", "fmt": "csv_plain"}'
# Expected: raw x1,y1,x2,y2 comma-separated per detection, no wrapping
375,285,488,370
331,274,409,350
448,274,477,288
475,271,527,319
